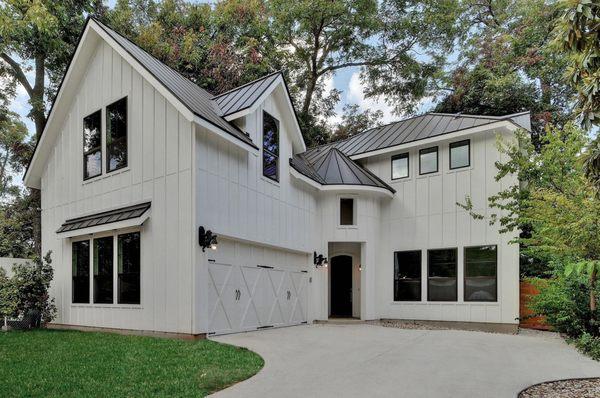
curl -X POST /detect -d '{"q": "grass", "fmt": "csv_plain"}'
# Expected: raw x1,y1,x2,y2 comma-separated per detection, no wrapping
0,329,263,397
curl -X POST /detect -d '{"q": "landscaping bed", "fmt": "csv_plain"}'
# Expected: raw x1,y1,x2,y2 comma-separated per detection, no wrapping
519,378,600,398
0,329,263,397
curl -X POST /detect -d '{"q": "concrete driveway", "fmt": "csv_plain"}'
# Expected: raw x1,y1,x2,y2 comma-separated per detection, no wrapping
211,323,600,398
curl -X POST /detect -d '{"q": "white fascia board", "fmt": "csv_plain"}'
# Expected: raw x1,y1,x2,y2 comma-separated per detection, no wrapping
349,120,518,161
194,117,259,155
59,213,150,239
289,167,393,198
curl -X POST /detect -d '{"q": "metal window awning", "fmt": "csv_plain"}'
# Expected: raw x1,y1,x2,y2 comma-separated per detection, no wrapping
56,202,151,238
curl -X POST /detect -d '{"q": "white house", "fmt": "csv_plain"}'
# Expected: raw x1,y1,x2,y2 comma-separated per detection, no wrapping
24,18,529,337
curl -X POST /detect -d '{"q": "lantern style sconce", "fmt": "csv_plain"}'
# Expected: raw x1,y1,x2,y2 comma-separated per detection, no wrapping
314,251,328,268
199,226,218,252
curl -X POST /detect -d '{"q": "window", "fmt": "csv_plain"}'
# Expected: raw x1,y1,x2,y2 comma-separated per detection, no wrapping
340,198,354,225
262,111,279,181
106,97,127,172
450,139,470,169
394,251,421,301
392,153,409,179
73,231,141,305
428,248,457,301
118,232,141,304
419,147,438,175
93,236,114,304
83,110,102,179
72,240,90,303
465,245,497,302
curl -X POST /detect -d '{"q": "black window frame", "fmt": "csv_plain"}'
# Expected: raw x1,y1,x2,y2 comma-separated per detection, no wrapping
393,250,422,301
117,231,141,305
72,240,90,304
106,97,128,173
391,153,409,180
449,139,470,170
464,245,498,302
339,197,355,226
419,146,438,175
93,236,114,304
83,110,102,180
427,248,458,302
262,111,280,182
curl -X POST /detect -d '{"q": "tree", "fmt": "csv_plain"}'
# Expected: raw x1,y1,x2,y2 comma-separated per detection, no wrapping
330,104,383,142
0,109,30,202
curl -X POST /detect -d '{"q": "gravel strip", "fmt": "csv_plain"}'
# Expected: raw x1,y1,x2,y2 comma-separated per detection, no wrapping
369,319,450,331
519,378,600,398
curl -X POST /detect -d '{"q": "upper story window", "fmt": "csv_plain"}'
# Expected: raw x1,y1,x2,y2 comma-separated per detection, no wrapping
262,111,279,182
340,198,355,226
106,97,128,172
83,110,102,180
419,146,438,175
391,153,409,180
450,139,470,169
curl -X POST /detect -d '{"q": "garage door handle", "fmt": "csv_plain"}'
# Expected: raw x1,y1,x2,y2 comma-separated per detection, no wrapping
287,291,291,300
234,289,241,300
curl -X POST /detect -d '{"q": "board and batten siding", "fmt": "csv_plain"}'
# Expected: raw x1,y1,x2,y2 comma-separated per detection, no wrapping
40,40,196,334
362,129,519,324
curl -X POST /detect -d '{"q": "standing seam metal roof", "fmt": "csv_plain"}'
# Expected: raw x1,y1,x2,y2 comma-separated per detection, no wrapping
213,71,281,117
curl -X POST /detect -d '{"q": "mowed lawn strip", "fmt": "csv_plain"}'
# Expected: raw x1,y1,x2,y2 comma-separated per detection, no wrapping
0,329,263,397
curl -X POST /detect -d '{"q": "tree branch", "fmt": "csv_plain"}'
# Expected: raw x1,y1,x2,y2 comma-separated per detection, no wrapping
0,52,33,98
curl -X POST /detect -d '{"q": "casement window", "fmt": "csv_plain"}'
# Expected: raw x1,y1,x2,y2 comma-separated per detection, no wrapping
340,198,355,226
464,245,497,302
83,110,102,179
391,153,409,179
427,248,457,301
262,111,279,182
106,97,128,172
71,231,141,305
419,147,438,175
450,139,470,169
394,250,421,301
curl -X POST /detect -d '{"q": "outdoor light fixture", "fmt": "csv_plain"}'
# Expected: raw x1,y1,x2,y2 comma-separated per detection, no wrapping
359,264,362,272
314,251,328,268
199,226,218,252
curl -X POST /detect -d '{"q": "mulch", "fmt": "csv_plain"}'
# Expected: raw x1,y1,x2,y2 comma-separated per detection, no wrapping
519,378,600,398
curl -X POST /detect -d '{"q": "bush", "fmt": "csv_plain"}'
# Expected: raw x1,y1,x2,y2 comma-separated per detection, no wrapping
575,333,600,361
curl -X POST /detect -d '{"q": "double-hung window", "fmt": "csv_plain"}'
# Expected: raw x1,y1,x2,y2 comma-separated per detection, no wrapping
394,250,421,301
72,231,141,305
83,111,102,179
464,245,497,302
262,111,279,182
428,248,457,301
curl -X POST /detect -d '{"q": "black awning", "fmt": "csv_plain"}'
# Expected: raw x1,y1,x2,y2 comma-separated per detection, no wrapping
57,202,151,233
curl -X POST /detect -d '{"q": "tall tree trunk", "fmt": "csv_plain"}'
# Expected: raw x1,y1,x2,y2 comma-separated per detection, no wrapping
591,267,597,313
301,73,318,117
30,52,46,257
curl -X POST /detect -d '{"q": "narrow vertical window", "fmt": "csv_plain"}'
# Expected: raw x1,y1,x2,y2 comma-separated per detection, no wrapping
93,236,114,304
428,248,457,301
340,198,354,226
118,232,141,304
262,111,279,181
450,139,470,169
106,97,128,172
394,251,421,301
72,240,90,303
465,245,497,302
419,147,438,175
83,110,102,179
391,153,409,179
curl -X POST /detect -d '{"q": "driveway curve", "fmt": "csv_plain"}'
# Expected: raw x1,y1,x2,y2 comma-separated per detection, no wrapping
211,323,600,398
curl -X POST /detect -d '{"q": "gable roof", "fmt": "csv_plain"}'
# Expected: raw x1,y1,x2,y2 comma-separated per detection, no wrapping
290,148,395,193
213,71,282,117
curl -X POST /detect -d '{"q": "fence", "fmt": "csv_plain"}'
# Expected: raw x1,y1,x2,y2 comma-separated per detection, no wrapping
519,279,550,330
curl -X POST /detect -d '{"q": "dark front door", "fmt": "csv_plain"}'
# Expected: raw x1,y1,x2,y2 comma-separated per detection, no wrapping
330,255,352,317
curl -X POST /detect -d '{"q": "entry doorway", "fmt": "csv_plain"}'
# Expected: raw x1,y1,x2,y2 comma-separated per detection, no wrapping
330,255,353,317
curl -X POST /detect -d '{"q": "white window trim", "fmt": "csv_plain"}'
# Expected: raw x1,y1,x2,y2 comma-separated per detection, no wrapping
337,195,358,228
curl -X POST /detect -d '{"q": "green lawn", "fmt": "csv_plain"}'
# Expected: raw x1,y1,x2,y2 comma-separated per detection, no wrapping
0,329,263,397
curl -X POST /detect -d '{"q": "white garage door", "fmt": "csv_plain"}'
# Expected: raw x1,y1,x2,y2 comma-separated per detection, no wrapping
207,262,309,335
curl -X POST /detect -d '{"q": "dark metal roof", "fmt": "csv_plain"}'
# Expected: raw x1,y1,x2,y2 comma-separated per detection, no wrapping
57,202,151,233
93,18,257,149
213,71,281,117
290,148,395,193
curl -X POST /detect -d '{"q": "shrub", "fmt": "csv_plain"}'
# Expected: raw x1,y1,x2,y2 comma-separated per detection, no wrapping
0,268,18,325
575,334,600,361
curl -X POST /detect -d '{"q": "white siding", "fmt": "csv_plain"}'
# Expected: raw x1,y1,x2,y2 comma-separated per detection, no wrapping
40,41,195,334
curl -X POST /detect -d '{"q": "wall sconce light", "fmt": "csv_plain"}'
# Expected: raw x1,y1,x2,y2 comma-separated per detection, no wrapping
358,264,362,272
199,226,218,252
314,251,328,268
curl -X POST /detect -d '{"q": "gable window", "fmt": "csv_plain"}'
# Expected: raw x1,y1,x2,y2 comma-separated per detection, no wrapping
464,245,497,302
428,248,457,301
72,231,141,305
394,250,421,301
340,198,355,226
391,153,409,179
262,111,279,182
83,110,102,179
106,97,128,172
450,139,470,169
419,147,438,175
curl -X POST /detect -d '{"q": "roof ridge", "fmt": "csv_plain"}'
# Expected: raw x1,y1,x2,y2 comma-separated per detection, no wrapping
212,70,282,99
